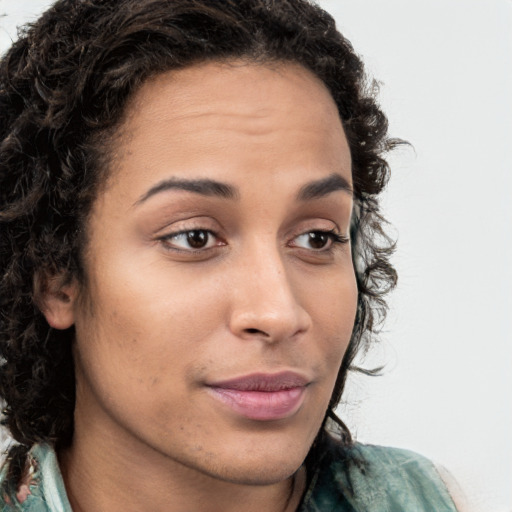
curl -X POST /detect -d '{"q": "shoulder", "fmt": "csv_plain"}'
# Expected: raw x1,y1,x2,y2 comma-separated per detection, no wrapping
353,444,471,511
435,463,472,512
301,438,460,512
349,442,445,479
0,444,71,512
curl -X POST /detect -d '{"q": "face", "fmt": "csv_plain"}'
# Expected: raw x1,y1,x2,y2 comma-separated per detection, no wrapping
68,61,357,485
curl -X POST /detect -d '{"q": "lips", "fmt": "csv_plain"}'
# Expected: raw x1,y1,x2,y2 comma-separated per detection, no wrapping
207,371,309,421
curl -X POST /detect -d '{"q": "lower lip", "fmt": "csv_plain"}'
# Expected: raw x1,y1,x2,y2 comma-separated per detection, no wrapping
208,386,306,421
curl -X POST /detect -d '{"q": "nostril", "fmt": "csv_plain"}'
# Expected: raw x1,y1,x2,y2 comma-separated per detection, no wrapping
244,328,268,336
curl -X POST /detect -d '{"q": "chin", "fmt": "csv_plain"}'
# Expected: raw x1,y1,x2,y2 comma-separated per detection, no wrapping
186,437,310,486
207,456,304,486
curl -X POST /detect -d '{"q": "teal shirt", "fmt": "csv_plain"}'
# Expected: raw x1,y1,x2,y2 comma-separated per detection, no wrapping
1,442,457,511
299,443,458,511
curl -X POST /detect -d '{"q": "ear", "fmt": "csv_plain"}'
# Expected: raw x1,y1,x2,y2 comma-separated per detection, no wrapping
35,273,79,330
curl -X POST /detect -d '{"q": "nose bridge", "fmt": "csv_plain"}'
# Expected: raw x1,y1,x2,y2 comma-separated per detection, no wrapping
229,238,311,341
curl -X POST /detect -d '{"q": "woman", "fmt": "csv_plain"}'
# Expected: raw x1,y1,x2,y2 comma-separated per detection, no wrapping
0,0,464,510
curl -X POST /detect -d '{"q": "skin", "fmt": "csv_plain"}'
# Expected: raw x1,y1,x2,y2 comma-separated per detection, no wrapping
44,61,357,512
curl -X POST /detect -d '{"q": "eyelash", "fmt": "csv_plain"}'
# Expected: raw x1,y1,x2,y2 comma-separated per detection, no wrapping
158,228,349,254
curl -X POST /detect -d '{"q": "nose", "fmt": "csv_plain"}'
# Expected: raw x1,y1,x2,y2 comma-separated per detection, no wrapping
228,246,312,343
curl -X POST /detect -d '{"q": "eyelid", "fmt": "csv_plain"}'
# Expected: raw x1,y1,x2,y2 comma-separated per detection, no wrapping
152,214,221,240
284,216,345,242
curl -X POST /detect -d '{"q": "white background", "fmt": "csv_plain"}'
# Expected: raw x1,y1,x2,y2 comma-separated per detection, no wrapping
1,1,511,511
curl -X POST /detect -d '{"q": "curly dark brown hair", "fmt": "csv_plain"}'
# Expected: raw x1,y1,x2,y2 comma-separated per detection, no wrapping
0,0,398,466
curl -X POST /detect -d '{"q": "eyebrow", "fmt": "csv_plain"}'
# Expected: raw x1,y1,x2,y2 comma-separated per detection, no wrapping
135,172,352,206
297,173,353,200
135,178,239,205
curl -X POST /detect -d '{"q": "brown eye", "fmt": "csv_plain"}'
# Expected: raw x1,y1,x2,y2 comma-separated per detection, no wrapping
161,229,218,251
294,231,330,250
186,230,209,248
292,230,348,252
306,232,329,249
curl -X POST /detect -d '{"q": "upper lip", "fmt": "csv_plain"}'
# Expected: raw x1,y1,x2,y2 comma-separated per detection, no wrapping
208,371,310,392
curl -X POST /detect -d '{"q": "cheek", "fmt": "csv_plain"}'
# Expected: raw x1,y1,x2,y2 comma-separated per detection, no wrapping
311,268,358,369
73,259,228,388
306,264,358,331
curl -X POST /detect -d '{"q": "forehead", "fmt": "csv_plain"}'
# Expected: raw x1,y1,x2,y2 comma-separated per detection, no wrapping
104,60,351,199
127,60,340,125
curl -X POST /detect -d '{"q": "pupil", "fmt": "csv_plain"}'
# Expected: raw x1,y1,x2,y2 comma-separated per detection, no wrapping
187,230,208,248
309,232,327,249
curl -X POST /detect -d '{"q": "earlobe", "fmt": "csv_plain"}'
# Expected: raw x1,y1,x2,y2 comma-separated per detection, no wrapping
35,274,78,330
